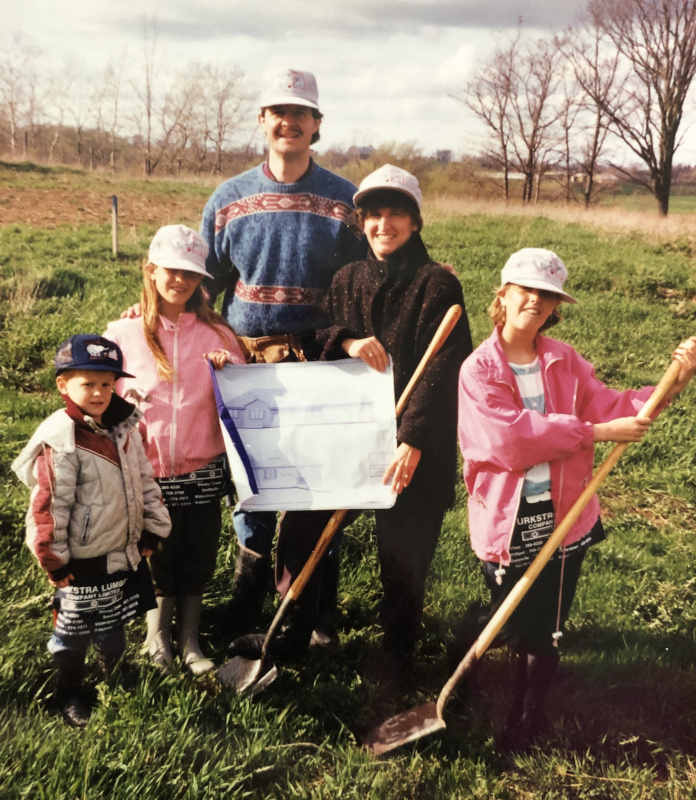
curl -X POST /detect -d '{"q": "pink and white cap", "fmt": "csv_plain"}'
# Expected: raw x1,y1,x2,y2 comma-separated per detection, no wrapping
148,225,212,278
353,164,423,210
259,68,320,111
501,248,576,304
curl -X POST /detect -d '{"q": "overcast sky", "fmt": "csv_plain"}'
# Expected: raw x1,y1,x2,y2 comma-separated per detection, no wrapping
6,0,612,157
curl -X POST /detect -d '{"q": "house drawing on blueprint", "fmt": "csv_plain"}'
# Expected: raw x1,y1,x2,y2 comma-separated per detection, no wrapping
228,389,376,429
248,449,321,492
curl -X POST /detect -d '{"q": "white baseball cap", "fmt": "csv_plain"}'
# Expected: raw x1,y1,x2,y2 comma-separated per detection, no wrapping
148,225,212,278
353,164,423,210
501,248,576,303
259,68,320,111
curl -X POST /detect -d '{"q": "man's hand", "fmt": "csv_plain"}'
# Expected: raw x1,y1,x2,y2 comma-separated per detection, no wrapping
120,303,142,319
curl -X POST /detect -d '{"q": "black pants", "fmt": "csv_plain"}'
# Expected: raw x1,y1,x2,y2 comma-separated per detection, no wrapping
480,550,586,656
150,502,221,596
276,494,445,653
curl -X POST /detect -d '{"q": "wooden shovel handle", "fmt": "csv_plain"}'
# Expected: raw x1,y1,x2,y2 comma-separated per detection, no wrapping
287,304,463,602
396,304,463,418
437,358,681,716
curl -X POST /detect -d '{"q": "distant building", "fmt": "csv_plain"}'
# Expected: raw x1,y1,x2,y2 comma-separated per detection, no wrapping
436,150,452,164
478,171,526,181
571,171,619,185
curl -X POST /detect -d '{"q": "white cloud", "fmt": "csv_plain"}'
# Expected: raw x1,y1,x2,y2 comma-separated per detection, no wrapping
108,0,586,39
5,0,594,156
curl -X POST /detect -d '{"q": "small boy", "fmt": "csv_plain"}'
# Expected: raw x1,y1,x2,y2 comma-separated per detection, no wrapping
12,334,171,728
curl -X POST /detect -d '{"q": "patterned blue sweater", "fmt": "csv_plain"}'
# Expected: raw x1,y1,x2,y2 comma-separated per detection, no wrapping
201,163,366,337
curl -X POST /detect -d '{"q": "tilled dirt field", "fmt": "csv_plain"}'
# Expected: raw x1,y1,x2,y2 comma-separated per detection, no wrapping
0,184,206,228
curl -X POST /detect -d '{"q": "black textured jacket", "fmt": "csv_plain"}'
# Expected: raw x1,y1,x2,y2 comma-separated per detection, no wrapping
316,233,473,508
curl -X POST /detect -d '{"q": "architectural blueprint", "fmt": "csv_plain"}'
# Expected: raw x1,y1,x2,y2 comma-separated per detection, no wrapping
211,359,398,511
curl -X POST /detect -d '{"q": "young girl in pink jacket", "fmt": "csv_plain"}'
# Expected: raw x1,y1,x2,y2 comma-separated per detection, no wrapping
455,248,696,750
106,225,245,675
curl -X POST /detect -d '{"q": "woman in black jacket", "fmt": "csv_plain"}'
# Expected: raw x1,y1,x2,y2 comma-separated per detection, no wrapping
231,165,472,682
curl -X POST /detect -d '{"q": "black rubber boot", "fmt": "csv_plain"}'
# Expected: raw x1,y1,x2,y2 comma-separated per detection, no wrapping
448,597,509,709
500,649,559,751
228,632,267,660
520,651,558,738
94,630,126,678
272,603,315,662
226,545,273,638
310,554,340,647
365,640,413,693
54,650,90,728
228,603,314,664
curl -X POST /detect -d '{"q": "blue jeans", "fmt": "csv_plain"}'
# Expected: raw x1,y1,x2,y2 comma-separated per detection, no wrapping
48,626,126,659
232,507,278,555
233,505,341,558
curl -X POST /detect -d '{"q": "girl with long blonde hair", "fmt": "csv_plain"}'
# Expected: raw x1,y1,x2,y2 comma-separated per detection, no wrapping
106,225,245,675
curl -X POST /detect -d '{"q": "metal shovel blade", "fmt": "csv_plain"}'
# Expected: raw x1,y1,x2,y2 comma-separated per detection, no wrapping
215,655,278,696
362,359,683,756
362,701,446,755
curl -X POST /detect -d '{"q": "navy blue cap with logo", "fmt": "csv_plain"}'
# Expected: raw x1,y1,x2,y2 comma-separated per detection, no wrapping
54,334,135,379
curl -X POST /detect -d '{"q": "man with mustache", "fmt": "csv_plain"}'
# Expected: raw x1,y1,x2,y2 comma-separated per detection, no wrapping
201,68,365,639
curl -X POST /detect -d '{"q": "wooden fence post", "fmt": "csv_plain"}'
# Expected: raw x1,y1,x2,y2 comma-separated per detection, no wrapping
111,195,119,256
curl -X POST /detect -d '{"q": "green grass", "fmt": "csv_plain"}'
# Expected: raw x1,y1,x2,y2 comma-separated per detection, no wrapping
1,170,696,798
0,159,218,197
598,185,696,215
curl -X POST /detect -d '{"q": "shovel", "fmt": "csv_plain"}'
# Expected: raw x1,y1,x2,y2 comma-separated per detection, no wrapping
363,357,682,755
216,304,464,695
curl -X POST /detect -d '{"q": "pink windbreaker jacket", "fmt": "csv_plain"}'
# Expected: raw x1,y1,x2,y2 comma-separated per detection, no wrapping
105,314,245,478
458,328,658,565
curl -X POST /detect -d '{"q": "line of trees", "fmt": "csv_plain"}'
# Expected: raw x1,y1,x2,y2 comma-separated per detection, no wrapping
0,28,258,177
3,4,696,214
456,0,696,216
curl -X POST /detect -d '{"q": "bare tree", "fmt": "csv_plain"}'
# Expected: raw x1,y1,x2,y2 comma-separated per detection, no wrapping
555,67,583,204
131,18,158,176
203,63,250,175
47,62,86,164
559,26,623,207
159,75,200,175
507,37,563,203
0,58,24,157
454,34,518,201
457,34,562,204
23,55,42,157
101,61,125,172
587,0,696,216
0,33,38,158
172,64,209,174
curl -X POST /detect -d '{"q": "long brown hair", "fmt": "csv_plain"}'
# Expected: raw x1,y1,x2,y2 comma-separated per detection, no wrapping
141,262,235,381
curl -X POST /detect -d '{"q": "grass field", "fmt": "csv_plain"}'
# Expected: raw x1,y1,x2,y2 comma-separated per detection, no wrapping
1,164,696,799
